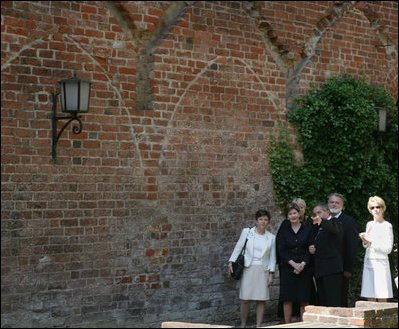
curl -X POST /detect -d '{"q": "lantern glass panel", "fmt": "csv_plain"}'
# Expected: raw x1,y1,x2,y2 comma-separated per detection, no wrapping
62,81,79,112
378,108,387,132
79,81,91,113
59,77,91,113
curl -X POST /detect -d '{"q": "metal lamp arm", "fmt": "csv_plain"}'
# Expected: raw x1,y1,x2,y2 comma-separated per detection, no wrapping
55,115,83,143
51,92,83,162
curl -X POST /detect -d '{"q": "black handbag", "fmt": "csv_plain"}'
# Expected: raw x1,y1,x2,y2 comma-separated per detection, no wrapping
231,230,250,280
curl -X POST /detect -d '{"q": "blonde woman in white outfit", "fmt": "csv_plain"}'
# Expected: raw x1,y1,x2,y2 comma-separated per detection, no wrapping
359,196,393,302
228,209,276,328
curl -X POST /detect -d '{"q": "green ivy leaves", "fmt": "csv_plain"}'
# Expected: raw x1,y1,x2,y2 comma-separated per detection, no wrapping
269,76,397,215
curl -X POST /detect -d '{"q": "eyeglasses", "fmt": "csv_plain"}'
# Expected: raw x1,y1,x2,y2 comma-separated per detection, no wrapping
370,206,382,210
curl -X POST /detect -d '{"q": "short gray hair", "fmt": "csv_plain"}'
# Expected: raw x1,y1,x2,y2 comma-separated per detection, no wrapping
313,202,329,211
328,192,345,204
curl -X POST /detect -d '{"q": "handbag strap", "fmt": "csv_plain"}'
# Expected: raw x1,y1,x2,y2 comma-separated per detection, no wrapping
240,227,251,255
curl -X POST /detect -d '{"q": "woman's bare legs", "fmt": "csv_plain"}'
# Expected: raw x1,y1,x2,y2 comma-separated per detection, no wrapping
240,300,250,328
256,301,265,327
300,302,308,321
283,301,292,323
367,297,387,302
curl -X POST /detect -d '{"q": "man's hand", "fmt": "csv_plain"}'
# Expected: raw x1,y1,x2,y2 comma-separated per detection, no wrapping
311,215,322,226
309,245,316,255
343,271,352,278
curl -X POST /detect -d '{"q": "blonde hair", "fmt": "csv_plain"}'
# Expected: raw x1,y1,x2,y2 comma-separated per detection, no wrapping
292,198,306,208
367,196,386,212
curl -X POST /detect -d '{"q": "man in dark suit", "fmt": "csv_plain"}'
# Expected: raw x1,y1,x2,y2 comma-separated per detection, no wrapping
310,203,344,307
327,193,358,307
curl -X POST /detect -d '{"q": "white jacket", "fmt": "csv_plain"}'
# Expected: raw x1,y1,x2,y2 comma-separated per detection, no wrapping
363,220,393,260
229,227,276,272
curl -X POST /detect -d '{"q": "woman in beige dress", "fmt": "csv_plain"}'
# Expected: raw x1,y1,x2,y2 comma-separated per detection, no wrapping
228,209,276,328
359,196,393,302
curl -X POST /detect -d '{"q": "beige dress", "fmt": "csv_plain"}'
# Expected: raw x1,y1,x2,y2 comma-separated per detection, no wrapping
229,227,276,301
360,220,393,299
240,231,270,300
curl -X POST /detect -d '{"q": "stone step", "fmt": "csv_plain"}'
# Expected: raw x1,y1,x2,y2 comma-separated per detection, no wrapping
161,321,360,328
162,322,233,328
266,321,360,328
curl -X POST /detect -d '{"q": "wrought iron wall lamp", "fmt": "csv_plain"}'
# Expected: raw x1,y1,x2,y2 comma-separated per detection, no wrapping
374,106,387,132
51,75,92,162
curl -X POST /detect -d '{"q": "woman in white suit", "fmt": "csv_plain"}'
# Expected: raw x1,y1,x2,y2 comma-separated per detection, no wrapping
228,209,276,328
359,196,393,302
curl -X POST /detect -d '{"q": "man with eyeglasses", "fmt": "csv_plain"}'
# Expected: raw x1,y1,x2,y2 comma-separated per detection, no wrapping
327,193,358,307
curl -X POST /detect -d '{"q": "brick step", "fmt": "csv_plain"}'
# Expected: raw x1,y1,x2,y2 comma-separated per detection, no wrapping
162,301,398,328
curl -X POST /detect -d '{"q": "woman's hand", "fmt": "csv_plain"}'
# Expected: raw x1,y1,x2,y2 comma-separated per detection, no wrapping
267,273,274,287
298,262,306,272
359,232,370,244
293,261,306,274
289,260,305,274
227,262,233,277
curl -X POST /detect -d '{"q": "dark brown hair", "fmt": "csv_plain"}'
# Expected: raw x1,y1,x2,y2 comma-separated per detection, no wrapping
285,202,300,218
255,209,271,222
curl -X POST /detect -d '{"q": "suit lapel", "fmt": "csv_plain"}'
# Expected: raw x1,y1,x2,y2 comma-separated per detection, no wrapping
246,227,255,256
260,232,270,256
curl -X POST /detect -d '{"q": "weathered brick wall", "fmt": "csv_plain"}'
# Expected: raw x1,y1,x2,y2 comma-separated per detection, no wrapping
1,1,397,327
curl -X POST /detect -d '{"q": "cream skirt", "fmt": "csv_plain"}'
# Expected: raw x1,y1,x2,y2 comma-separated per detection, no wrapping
361,258,393,299
239,265,269,301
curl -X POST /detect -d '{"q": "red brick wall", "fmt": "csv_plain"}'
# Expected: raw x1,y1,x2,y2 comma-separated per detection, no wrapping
303,301,398,328
1,1,397,327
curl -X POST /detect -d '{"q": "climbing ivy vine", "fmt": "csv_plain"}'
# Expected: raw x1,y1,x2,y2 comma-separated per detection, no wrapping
268,75,398,304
